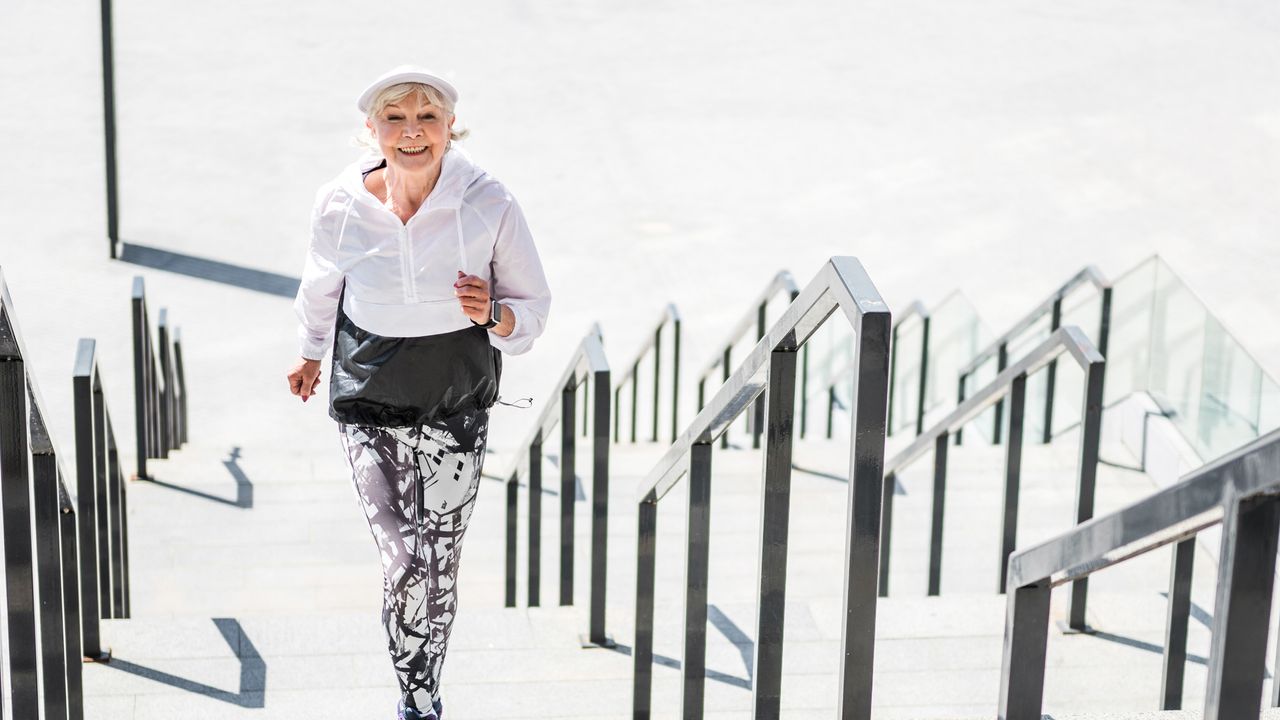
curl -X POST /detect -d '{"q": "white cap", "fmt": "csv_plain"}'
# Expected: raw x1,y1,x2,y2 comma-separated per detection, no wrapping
356,65,459,114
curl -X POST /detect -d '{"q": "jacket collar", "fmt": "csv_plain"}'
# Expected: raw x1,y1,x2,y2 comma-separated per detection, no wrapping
343,146,478,212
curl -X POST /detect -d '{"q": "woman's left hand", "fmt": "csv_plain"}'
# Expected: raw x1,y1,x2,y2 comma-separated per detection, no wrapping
455,271,492,324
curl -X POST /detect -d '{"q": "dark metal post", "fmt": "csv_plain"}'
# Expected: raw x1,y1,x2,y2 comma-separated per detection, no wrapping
108,418,128,618
671,318,681,443
680,443,713,720
559,384,576,606
878,473,894,598
753,350,797,719
1041,299,1062,443
999,374,1027,592
72,343,103,655
582,366,589,438
528,434,542,607
0,354,40,715
799,344,809,439
59,482,86,717
886,323,899,436
1068,356,1105,631
612,386,621,443
504,474,517,607
632,498,657,720
131,278,149,479
992,343,1008,443
836,307,890,720
173,329,187,445
652,329,661,443
630,361,639,443
752,303,766,450
106,401,126,618
587,368,611,645
997,581,1052,720
101,0,120,259
92,382,112,619
1161,537,1195,710
915,317,930,437
927,432,949,596
720,347,731,449
1204,494,1280,719
955,375,966,446
32,447,70,720
158,310,173,454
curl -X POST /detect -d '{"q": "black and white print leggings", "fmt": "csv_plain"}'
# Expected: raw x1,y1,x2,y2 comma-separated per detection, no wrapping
338,408,489,713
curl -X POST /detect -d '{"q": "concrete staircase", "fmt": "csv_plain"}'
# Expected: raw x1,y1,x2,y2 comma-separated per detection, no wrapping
82,403,1258,718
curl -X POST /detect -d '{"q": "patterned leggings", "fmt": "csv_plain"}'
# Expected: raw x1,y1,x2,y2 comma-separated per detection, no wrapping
339,408,489,713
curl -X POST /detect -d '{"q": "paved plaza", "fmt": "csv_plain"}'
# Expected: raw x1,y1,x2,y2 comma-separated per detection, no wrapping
1,0,1279,717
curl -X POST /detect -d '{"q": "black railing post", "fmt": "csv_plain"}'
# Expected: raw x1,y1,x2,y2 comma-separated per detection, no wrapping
632,497,657,720
58,482,86,719
751,303,766,450
587,367,611,645
927,432,949,596
799,344,808,439
999,374,1027,592
630,361,639,444
915,317,930,437
1205,494,1280,717
0,349,40,716
131,278,149,479
753,350,797,720
1041,299,1062,443
886,323,899,436
680,443,713,720
504,473,517,608
1067,355,1105,631
31,413,70,720
997,580,1052,720
1161,537,1195,710
173,328,187,446
107,418,128,618
612,386,621,443
826,386,835,440
878,473,895,598
92,378,113,619
671,317,682,444
720,348,730,449
559,383,576,606
100,0,120,259
955,375,966,446
836,304,890,720
72,341,104,656
652,329,661,443
992,342,1008,443
158,309,174,455
527,433,542,607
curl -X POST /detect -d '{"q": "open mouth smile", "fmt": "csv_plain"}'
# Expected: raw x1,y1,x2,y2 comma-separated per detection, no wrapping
398,146,428,155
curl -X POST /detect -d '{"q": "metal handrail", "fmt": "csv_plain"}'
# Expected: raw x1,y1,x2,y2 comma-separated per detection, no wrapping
502,325,612,646
632,257,891,720
1,267,91,718
956,265,1111,446
132,277,188,479
878,327,1105,629
612,303,681,444
999,427,1280,719
693,270,810,448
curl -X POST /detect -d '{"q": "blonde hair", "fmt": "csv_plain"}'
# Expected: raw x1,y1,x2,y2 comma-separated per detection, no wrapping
355,81,469,152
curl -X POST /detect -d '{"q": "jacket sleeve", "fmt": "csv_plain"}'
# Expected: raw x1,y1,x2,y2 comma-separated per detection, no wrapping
487,196,551,355
293,188,344,360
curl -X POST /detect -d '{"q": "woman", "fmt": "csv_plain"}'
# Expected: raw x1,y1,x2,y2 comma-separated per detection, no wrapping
287,65,551,720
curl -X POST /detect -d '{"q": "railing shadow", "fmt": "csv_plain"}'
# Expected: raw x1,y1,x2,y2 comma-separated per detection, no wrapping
120,243,300,298
99,618,265,707
607,604,754,691
142,447,253,509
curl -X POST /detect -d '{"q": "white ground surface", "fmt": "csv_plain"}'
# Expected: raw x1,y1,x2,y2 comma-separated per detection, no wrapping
1,1,1279,717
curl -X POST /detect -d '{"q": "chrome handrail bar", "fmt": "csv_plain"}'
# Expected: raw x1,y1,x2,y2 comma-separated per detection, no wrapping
956,265,1111,446
693,270,809,448
502,324,613,646
999,428,1280,719
878,327,1105,617
0,267,90,718
632,257,891,719
612,303,682,444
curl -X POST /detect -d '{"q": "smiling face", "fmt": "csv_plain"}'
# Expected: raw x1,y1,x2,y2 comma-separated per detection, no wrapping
366,88,455,176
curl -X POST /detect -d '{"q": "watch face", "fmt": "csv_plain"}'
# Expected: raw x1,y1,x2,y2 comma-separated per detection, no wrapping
492,300,502,323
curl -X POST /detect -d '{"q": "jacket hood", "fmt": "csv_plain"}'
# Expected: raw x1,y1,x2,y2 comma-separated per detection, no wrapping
337,145,482,211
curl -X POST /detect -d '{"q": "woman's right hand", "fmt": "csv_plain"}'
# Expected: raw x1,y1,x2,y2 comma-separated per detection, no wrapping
287,358,322,402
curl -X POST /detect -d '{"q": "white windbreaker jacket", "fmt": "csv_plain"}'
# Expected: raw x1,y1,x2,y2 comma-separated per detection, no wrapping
294,147,551,360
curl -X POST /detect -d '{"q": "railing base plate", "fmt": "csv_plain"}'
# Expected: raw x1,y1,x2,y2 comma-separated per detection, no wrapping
1055,620,1098,636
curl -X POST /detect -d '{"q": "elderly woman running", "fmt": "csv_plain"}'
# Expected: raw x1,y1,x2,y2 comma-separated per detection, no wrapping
287,65,552,720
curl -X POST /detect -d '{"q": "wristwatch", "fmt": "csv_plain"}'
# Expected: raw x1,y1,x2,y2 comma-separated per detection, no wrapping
476,299,502,329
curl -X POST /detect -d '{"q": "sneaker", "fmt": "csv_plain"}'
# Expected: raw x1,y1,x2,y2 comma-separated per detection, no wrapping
397,699,438,720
